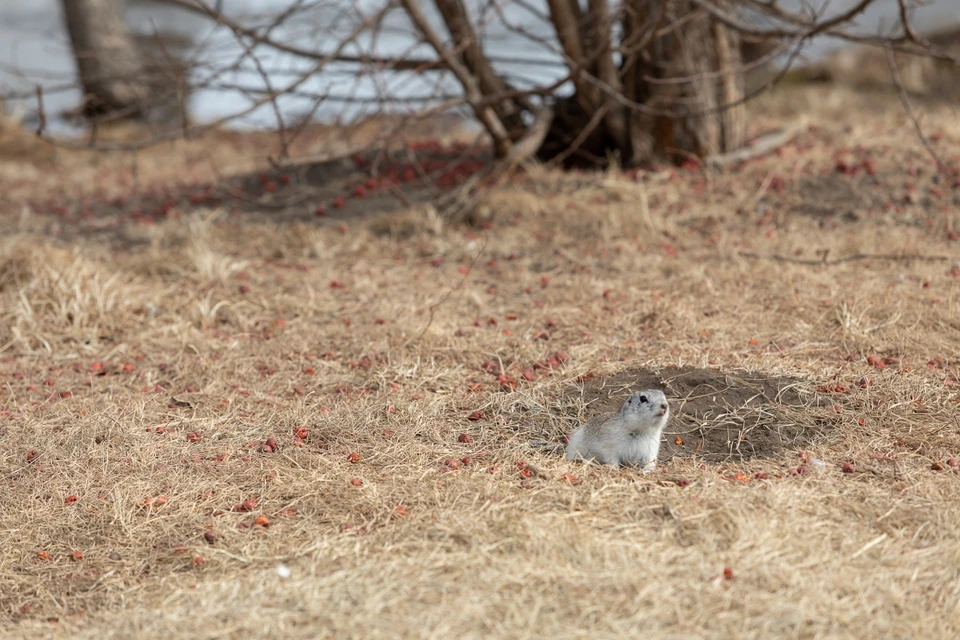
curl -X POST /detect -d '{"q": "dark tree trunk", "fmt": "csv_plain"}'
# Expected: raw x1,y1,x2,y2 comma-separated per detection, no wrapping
61,0,148,118
629,0,745,162
539,0,746,168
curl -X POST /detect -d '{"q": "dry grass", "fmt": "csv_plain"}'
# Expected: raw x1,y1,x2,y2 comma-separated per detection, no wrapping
2,85,960,639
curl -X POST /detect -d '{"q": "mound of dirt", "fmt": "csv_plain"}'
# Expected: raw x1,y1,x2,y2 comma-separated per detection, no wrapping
572,366,828,462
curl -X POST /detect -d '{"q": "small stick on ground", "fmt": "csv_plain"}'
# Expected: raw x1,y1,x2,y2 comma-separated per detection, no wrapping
739,252,956,266
705,118,808,168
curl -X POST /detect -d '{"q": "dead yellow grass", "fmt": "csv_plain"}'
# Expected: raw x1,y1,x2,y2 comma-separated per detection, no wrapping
2,86,960,638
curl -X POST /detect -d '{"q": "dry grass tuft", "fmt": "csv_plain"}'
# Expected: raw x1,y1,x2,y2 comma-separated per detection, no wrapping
367,204,445,240
2,86,960,638
467,188,544,226
0,112,55,164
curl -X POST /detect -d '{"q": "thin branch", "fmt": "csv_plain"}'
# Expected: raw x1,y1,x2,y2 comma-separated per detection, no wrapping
692,0,877,41
220,22,291,158
398,0,512,157
896,0,925,43
442,105,554,220
38,2,389,152
739,0,960,63
34,85,46,137
161,0,565,71
884,45,947,173
546,101,609,168
739,252,956,266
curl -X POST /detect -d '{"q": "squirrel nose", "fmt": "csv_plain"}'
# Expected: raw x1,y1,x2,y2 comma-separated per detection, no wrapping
659,403,668,414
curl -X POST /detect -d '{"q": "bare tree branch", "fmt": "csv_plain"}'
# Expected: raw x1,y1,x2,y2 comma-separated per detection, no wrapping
398,0,513,157
884,45,947,173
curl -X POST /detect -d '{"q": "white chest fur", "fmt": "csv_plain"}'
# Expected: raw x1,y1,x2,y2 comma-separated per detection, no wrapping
613,430,661,467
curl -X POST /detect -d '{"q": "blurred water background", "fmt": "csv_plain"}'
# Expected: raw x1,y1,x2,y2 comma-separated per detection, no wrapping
0,0,955,133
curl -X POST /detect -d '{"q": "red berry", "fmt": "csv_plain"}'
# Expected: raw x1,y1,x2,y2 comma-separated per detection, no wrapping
232,499,257,512
560,473,581,485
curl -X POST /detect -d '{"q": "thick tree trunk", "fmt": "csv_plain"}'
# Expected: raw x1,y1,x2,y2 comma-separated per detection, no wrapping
61,0,148,117
634,0,745,161
539,0,746,168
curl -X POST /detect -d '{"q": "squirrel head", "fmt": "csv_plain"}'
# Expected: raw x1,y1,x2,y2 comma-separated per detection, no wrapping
620,389,670,424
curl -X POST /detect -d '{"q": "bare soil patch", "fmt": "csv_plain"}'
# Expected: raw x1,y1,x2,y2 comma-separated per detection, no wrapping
571,366,825,461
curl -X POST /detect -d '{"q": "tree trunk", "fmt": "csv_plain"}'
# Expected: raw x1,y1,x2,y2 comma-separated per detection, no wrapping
539,0,746,168
635,0,744,161
61,0,148,118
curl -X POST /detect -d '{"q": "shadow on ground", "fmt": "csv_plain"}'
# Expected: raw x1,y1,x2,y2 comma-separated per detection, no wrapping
14,142,493,249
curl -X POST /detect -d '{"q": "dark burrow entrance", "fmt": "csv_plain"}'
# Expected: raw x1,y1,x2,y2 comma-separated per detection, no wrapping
566,366,831,462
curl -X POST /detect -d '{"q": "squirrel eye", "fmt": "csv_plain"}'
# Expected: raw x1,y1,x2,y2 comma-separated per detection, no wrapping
639,395,648,403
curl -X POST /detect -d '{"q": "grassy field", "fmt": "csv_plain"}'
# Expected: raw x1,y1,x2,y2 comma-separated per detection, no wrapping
2,85,960,639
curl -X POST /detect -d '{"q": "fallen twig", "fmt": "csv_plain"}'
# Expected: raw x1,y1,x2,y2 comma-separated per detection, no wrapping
739,252,956,266
706,118,808,168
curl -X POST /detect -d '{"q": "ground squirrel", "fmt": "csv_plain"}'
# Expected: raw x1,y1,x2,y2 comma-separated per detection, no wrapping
563,390,670,470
